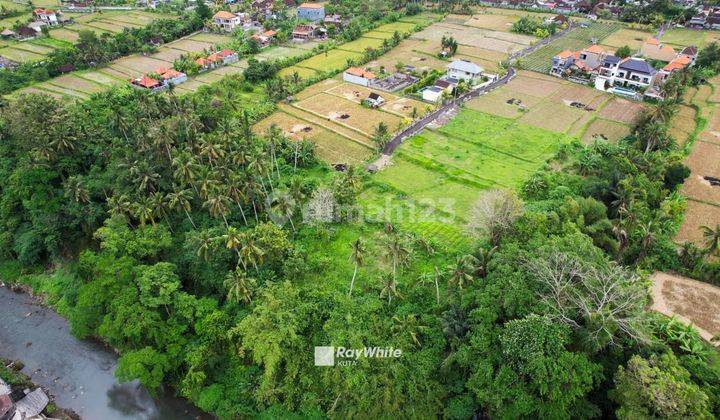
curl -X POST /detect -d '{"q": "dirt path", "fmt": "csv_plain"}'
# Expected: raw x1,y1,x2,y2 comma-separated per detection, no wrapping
651,272,720,346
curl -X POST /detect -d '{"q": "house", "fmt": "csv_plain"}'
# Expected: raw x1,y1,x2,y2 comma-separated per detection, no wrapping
343,67,376,86
160,69,187,85
132,74,162,90
364,92,385,107
422,86,444,103
292,24,317,41
577,44,605,69
658,54,692,81
196,57,212,71
545,14,568,25
213,11,242,32
297,2,325,22
612,57,658,89
640,37,677,62
679,46,698,62
550,49,576,76
15,26,37,40
33,8,58,25
0,29,15,38
434,78,456,93
28,21,46,33
687,14,707,29
324,14,344,27
250,30,276,48
216,49,239,64
446,59,482,82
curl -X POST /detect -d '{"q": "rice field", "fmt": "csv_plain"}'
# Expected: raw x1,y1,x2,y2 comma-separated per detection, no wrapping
675,81,720,246
520,22,622,73
411,21,535,54
0,10,174,64
466,71,641,139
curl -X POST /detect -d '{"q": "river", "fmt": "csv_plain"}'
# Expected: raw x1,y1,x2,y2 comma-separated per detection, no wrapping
0,286,207,419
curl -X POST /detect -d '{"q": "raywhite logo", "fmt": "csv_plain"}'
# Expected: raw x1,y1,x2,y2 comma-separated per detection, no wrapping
314,346,402,366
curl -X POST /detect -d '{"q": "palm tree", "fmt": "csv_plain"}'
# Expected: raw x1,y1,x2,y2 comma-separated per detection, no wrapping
226,176,249,226
150,192,172,231
637,221,656,260
379,273,400,305
473,246,496,278
270,192,296,231
239,234,264,273
172,151,200,193
348,238,365,297
448,255,476,291
204,190,231,228
107,193,132,222
416,266,442,305
132,196,156,227
224,267,256,304
195,230,214,262
167,187,196,228
65,176,89,203
701,224,720,256
391,314,428,347
385,234,412,281
222,226,244,260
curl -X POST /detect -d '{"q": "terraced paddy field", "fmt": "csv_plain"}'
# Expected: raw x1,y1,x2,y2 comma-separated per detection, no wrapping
675,82,720,247
520,22,621,73
279,14,439,81
466,71,643,141
0,10,174,63
11,31,313,99
255,76,428,164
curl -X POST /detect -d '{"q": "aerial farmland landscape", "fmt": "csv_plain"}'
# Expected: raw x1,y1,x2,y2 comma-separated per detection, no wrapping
1,0,720,419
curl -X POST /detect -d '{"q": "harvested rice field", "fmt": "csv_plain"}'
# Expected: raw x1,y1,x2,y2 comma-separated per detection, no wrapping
676,82,720,246
466,71,641,139
412,21,535,54
651,272,720,345
600,28,654,50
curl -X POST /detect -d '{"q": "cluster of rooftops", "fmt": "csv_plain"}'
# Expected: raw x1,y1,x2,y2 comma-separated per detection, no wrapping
131,49,237,90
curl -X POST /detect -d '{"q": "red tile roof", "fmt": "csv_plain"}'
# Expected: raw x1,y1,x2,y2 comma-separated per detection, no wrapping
136,75,159,88
33,8,55,15
214,11,236,19
345,67,375,79
218,49,235,57
556,49,573,59
299,2,323,8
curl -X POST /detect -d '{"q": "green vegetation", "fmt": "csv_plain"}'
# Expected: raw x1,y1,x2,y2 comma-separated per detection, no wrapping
1,4,720,420
511,15,559,38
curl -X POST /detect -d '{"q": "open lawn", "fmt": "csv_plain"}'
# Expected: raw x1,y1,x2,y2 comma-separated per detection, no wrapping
466,71,641,140
520,22,621,73
600,28,653,51
661,28,720,49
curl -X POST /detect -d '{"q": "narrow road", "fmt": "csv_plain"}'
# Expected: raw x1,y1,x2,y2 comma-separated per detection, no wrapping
368,23,577,169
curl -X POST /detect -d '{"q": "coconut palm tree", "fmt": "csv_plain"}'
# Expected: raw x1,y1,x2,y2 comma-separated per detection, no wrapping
222,226,244,261
448,255,477,291
195,230,214,262
224,267,256,304
391,314,428,347
385,234,412,281
167,187,196,228
107,193,132,222
473,246,496,278
172,151,200,192
132,196,156,227
204,190,231,228
348,238,365,297
701,224,720,256
379,273,400,305
150,192,172,231
239,234,264,273
270,192,296,232
226,176,249,226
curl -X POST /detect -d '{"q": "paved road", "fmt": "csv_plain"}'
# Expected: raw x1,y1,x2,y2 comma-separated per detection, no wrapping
368,23,578,167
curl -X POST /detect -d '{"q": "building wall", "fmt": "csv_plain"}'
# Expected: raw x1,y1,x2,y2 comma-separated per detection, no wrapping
343,72,369,87
447,68,478,81
298,7,324,22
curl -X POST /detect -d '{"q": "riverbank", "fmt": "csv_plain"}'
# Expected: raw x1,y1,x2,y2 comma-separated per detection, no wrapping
0,285,206,420
1,357,78,419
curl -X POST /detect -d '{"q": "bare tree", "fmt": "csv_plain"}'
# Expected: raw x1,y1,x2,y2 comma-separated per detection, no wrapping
524,253,652,351
467,189,524,245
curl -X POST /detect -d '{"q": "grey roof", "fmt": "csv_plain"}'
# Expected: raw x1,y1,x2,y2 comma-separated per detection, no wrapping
447,59,482,74
368,92,382,100
425,86,443,93
435,79,451,88
12,389,48,420
681,46,697,56
603,55,620,65
619,58,657,75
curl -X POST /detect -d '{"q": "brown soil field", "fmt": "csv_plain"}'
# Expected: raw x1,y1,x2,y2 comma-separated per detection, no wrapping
669,104,697,146
597,97,646,124
651,272,720,345
326,83,399,103
383,97,430,117
366,39,447,73
601,28,653,49
676,200,720,244
680,140,720,205
580,118,632,143
456,45,506,63
550,83,606,106
295,93,405,136
505,74,563,98
699,131,720,146
518,102,585,133
466,87,545,118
